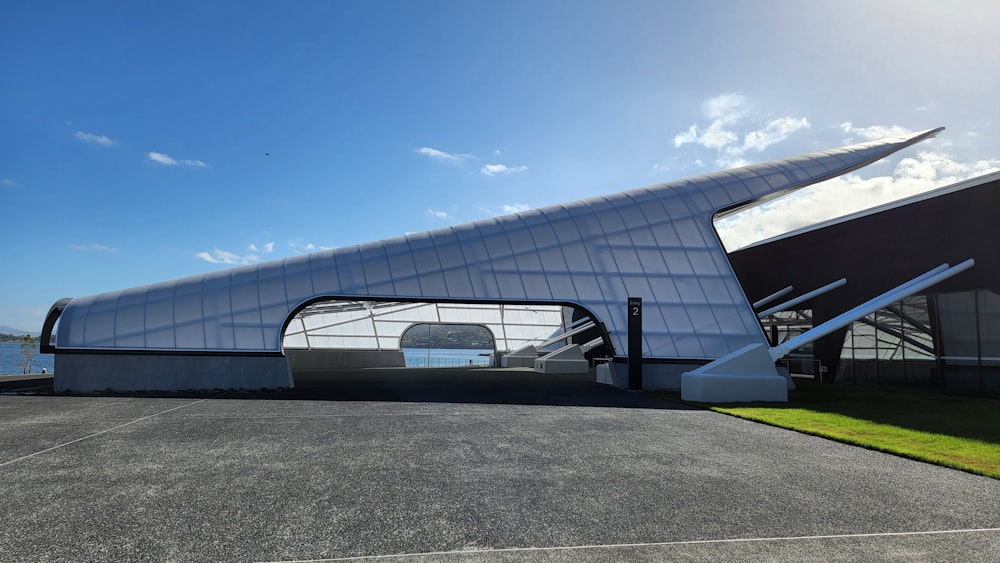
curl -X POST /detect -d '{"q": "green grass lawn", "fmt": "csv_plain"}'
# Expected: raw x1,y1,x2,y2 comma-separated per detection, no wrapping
662,380,1000,479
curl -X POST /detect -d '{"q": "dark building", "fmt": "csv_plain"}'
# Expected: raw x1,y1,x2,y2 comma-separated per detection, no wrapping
729,171,1000,396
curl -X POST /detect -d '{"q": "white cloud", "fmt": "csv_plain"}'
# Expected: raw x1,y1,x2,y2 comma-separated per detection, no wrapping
247,242,274,254
147,151,208,167
415,146,473,162
743,117,811,152
673,93,808,168
699,123,739,150
286,241,332,252
716,147,749,170
500,203,531,214
477,203,532,217
716,150,1000,251
249,242,276,253
71,244,119,253
0,178,14,188
481,163,528,176
704,92,751,121
195,248,260,265
147,152,177,165
674,93,751,149
673,124,700,147
74,130,114,146
840,122,913,141
426,208,453,220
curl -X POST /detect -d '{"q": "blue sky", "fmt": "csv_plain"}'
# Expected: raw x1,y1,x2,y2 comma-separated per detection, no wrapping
2,0,999,331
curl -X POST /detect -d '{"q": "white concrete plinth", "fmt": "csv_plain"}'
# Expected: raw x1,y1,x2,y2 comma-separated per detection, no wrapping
534,357,590,373
502,355,538,368
501,345,538,368
680,342,789,402
534,344,589,374
680,372,788,402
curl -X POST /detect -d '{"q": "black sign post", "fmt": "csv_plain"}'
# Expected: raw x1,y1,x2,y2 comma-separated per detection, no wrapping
627,297,642,390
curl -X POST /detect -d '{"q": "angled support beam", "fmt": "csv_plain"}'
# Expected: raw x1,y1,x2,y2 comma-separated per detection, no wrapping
754,286,794,310
770,260,974,362
539,321,596,348
757,278,847,319
581,336,606,353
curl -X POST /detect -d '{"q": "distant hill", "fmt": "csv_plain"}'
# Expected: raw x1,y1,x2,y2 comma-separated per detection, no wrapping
401,324,493,349
0,326,40,338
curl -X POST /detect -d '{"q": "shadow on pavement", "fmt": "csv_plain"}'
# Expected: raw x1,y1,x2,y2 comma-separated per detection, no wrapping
230,367,693,410
32,367,692,410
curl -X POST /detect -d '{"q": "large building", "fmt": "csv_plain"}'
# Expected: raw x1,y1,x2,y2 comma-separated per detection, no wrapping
42,127,982,401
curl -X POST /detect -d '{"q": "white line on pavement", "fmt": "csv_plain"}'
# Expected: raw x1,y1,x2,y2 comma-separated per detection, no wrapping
0,395,221,468
260,527,1000,562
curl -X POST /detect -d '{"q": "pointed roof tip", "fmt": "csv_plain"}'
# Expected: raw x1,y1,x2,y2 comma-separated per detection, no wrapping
878,125,945,152
709,125,949,221
862,126,944,146
845,126,944,155
914,125,945,140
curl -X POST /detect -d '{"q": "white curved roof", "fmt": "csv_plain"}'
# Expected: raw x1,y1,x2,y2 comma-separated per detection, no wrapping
53,128,942,360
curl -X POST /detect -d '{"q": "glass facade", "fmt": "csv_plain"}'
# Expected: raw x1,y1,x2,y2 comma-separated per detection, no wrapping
838,291,1000,396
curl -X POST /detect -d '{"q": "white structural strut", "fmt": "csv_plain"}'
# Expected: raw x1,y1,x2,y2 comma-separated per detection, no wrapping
769,259,975,362
565,316,593,330
756,278,847,319
682,259,975,403
753,286,794,310
539,321,597,348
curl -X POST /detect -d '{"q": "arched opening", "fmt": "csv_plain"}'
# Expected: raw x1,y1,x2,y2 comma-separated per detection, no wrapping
39,298,71,354
400,323,495,368
279,298,611,386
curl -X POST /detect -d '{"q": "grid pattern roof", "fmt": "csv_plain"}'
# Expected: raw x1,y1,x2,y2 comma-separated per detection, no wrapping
53,128,942,360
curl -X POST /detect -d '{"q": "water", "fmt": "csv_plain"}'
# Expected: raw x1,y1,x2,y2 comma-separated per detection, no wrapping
403,348,493,368
0,341,54,375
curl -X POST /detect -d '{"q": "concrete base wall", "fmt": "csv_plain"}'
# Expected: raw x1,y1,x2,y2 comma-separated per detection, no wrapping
595,361,705,390
285,349,405,370
54,353,293,393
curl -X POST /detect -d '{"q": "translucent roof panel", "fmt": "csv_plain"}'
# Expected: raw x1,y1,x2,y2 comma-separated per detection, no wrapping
54,128,943,360
282,301,564,354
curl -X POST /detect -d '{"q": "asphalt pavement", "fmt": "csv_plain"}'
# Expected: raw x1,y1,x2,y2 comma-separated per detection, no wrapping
1,367,998,561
